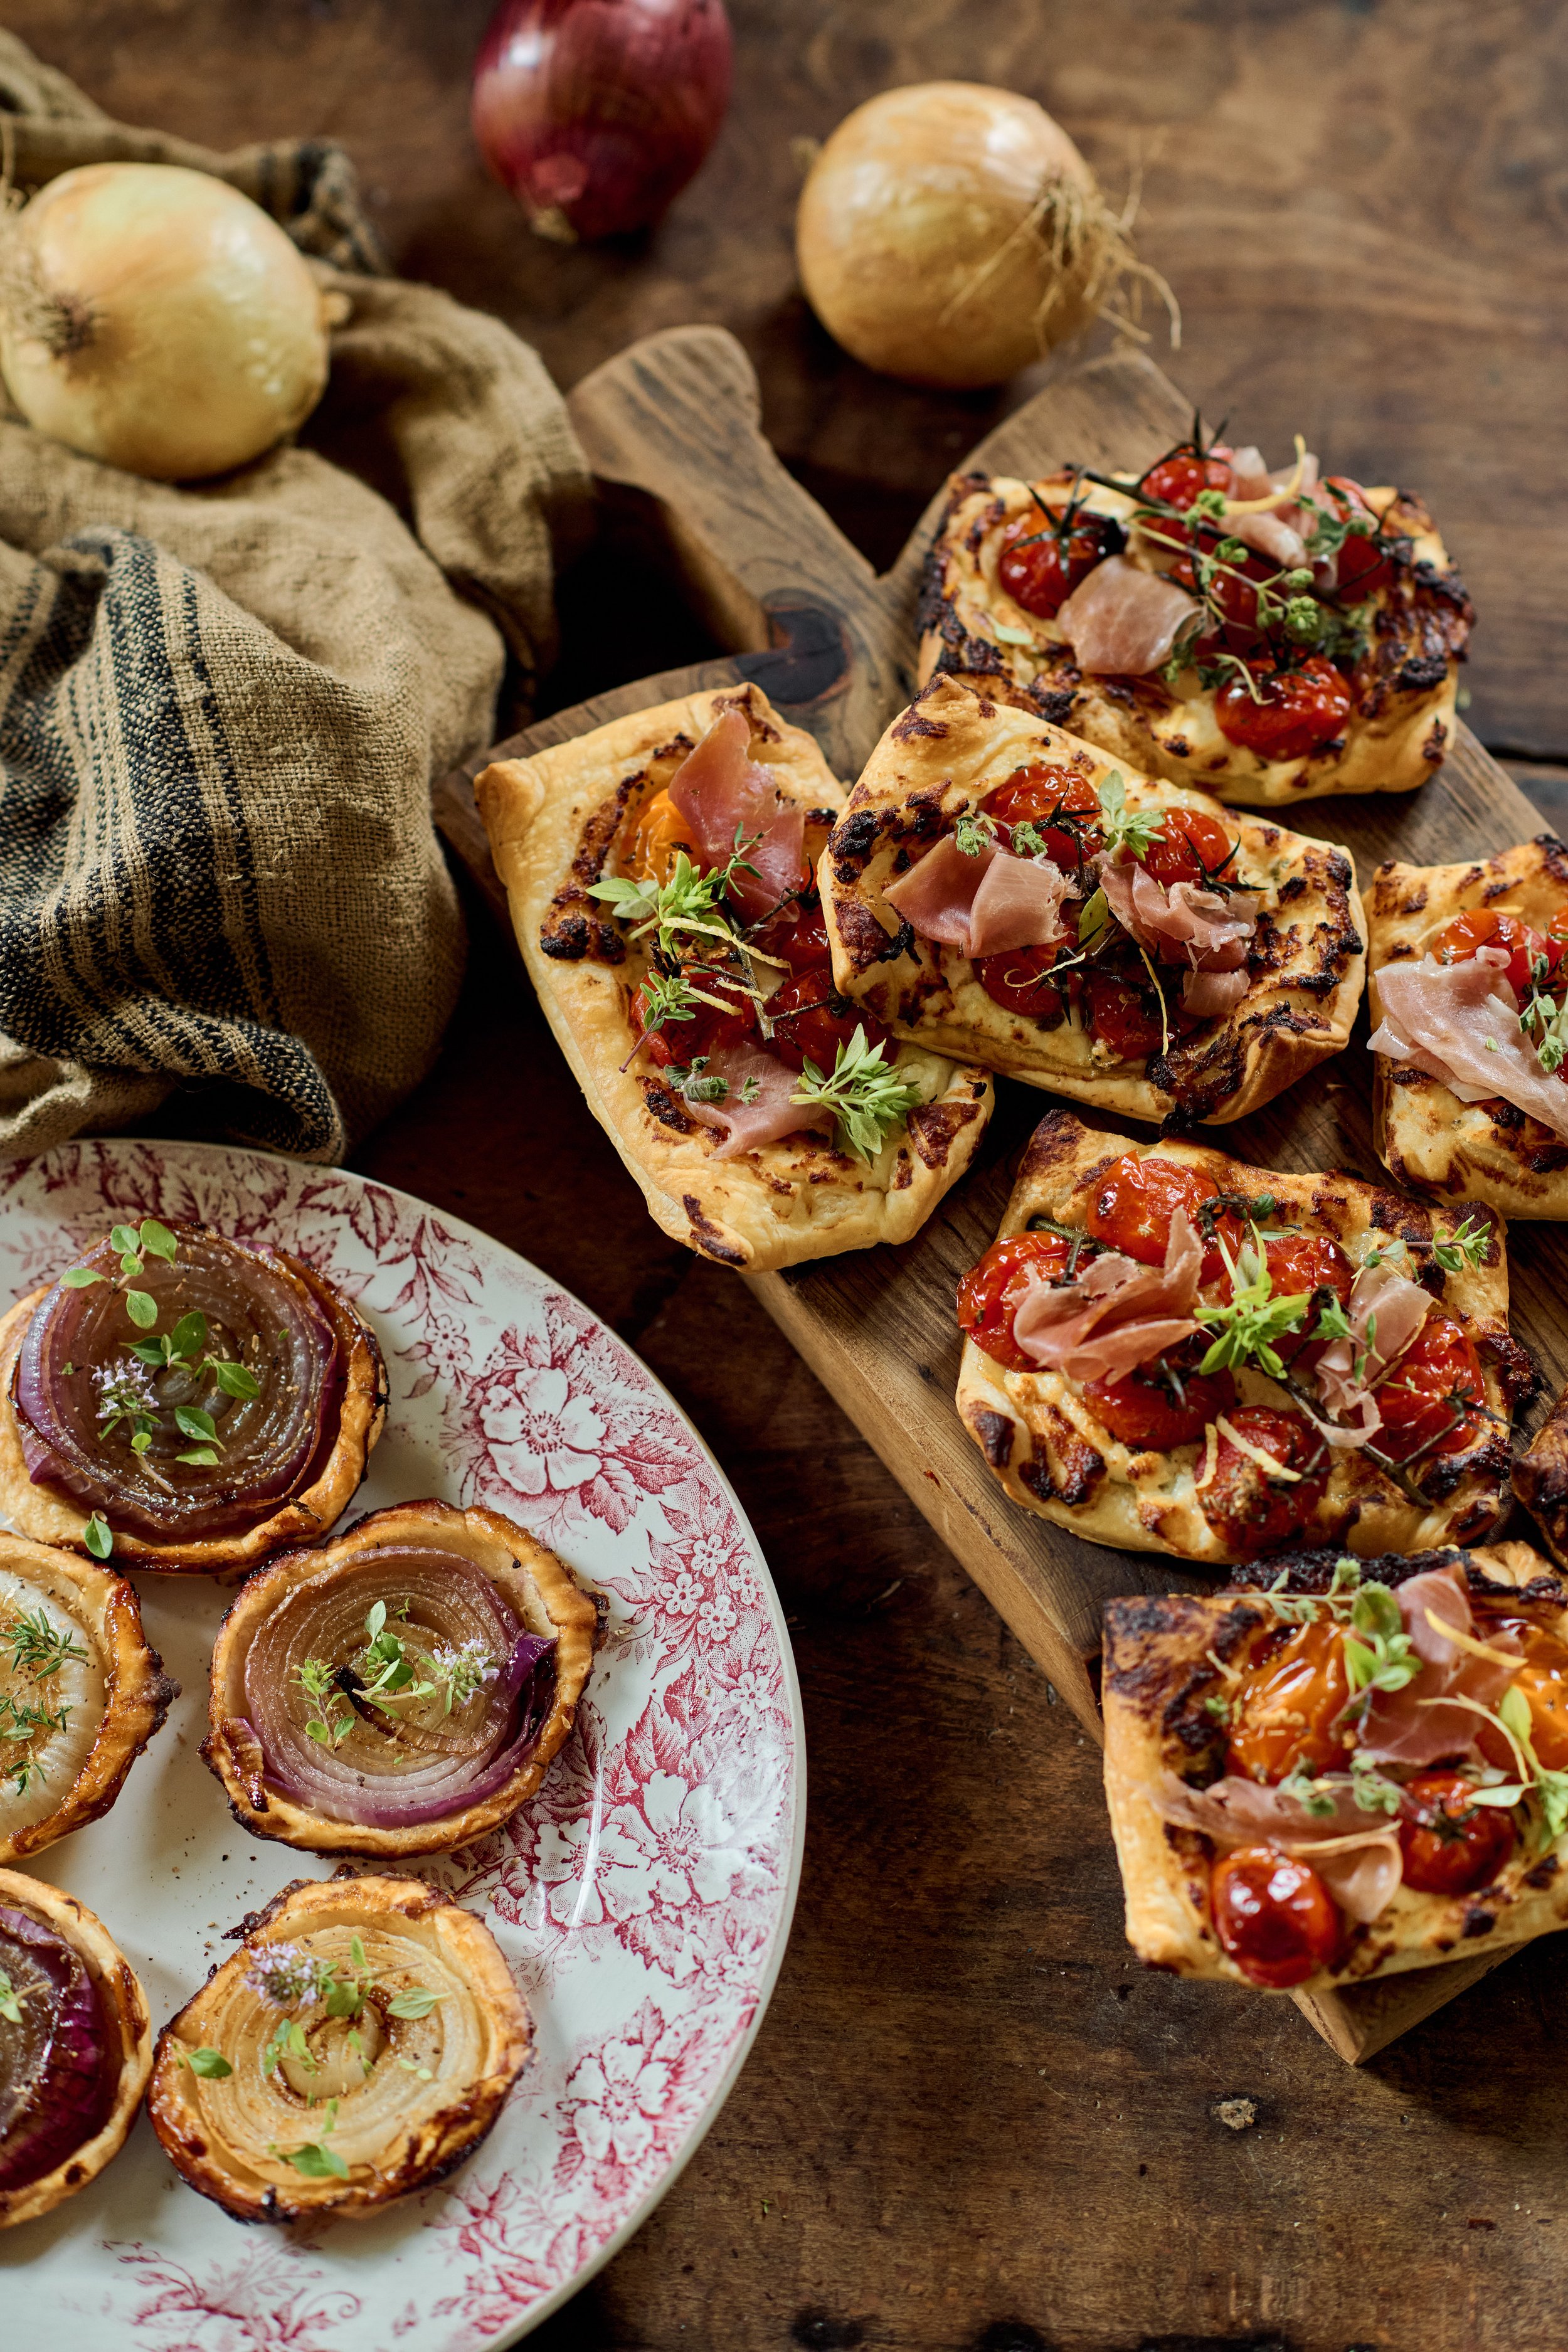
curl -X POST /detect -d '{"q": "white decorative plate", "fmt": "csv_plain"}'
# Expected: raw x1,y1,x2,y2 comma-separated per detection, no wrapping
0,1140,804,2344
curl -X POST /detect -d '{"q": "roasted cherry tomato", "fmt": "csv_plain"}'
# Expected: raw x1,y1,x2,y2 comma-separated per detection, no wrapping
1210,1844,1342,1988
997,510,1120,618
1171,533,1275,655
630,972,754,1070
1081,1363,1235,1451
1086,1153,1244,1284
1397,1772,1515,1898
1372,1311,1487,1464
1476,1618,1568,1772
626,787,696,885
751,895,833,974
1261,1234,1355,1366
982,763,1104,869
1214,655,1353,765
957,1232,1074,1372
1138,807,1239,892
1227,1617,1352,1784
1322,478,1393,600
1431,907,1557,1000
974,941,1062,1020
766,968,885,1074
1200,1406,1328,1559
1084,972,1165,1064
1138,450,1232,511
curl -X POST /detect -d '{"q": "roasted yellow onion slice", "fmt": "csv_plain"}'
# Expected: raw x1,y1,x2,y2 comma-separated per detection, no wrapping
0,1532,176,1865
203,1499,598,1857
147,1874,531,2222
0,1218,386,1574
0,1868,152,2228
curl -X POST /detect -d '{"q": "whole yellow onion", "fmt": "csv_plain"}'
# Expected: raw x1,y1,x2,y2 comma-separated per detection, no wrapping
0,163,336,481
797,82,1159,391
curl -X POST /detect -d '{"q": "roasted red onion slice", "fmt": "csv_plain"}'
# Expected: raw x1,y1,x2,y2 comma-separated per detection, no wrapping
243,1547,557,1828
0,1904,113,2191
13,1224,341,1541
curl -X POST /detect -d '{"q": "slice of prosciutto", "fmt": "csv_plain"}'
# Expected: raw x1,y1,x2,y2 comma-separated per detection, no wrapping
1153,1768,1400,1922
1306,1260,1431,1450
667,708,807,923
882,838,1069,959
1357,1566,1520,1770
1222,445,1322,568
1055,555,1198,677
683,1042,834,1162
1099,859,1259,974
1011,1209,1201,1384
1368,949,1568,1142
1180,967,1251,1019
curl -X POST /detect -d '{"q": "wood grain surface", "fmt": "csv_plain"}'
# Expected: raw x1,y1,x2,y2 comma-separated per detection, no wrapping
14,3,1568,2344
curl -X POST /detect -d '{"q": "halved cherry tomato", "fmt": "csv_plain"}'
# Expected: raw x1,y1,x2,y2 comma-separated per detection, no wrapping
626,788,697,885
1084,973,1165,1064
1081,1363,1234,1451
630,972,755,1070
1397,1772,1515,1897
1170,532,1276,657
1138,807,1239,892
974,941,1062,1020
1200,1406,1328,1559
1210,1844,1342,1988
751,895,834,974
1262,1234,1355,1366
1139,450,1232,511
1214,655,1353,764
997,511,1120,618
766,969,886,1073
1227,1616,1352,1784
1086,1153,1244,1283
1372,1311,1487,1464
1475,1618,1568,1772
1322,478,1393,600
957,1232,1074,1372
982,764,1104,869
1431,907,1557,1000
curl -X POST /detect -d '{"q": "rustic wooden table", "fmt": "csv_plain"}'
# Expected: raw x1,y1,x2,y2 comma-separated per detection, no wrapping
17,4,1568,2345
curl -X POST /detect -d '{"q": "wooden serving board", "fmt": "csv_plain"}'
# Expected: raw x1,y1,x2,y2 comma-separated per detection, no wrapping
437,326,1568,2061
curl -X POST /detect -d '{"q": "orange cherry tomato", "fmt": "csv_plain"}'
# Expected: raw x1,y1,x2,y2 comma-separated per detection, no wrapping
1211,1845,1342,1988
766,969,885,1074
982,764,1104,869
1214,655,1353,764
1086,1153,1243,1283
1084,973,1165,1064
996,511,1121,619
956,1232,1074,1372
1431,907,1557,1000
1200,1406,1329,1559
1139,450,1233,511
1476,1618,1568,1772
627,788,697,885
1226,1617,1352,1784
1137,807,1239,891
1080,1363,1234,1451
1372,1311,1487,1464
1397,1772,1515,1898
974,941,1062,1020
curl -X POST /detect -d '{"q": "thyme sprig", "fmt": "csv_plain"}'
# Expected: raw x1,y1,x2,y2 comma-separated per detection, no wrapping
1194,1242,1312,1379
4,1606,87,1681
790,1027,924,1164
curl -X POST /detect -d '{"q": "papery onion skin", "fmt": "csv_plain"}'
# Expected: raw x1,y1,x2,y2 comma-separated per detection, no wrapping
472,0,733,242
0,164,334,481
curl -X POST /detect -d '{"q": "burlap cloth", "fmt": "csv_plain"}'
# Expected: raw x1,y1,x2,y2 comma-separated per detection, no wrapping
0,32,590,1162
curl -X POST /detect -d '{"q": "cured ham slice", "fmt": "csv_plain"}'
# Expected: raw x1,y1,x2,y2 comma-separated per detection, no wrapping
1011,1210,1201,1384
1153,1769,1400,1922
1307,1260,1431,1449
1055,554,1198,677
1180,967,1251,1019
1368,950,1568,1142
667,708,807,923
684,1042,834,1162
1222,447,1322,569
882,838,1069,959
1357,1566,1519,1769
1099,859,1259,973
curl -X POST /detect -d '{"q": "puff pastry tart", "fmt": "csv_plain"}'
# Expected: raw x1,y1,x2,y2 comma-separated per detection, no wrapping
475,681,993,1271
147,1875,531,2223
0,1216,386,1573
1103,1540,1568,1992
0,1869,152,2227
203,1500,598,1857
955,1110,1528,1565
1367,835,1568,1218
0,1532,176,1865
917,429,1471,804
821,676,1364,1126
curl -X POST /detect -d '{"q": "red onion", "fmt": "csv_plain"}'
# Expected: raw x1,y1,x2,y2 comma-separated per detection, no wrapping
472,0,733,243
0,1904,113,2191
244,1545,557,1828
14,1226,341,1542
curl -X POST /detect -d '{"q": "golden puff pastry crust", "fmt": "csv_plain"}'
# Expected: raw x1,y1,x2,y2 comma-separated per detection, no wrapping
820,676,1365,1125
475,681,993,1271
917,469,1470,805
1102,1542,1568,1992
954,1109,1525,1565
1369,835,1568,1217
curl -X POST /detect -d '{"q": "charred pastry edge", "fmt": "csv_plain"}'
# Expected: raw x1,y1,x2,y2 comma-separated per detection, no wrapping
201,1499,600,1858
146,1872,532,2225
1369,837,1568,1220
0,1233,389,1576
953,1105,1518,1566
820,676,1367,1128
1101,1538,1568,1994
0,1532,177,1867
0,1866,152,2228
914,467,1471,807
1513,1369,1568,1575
